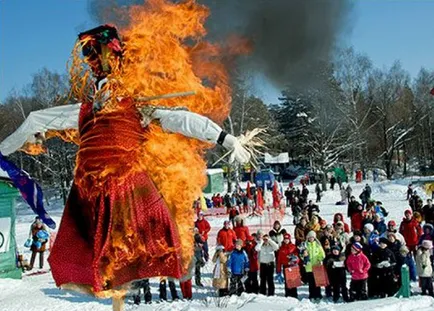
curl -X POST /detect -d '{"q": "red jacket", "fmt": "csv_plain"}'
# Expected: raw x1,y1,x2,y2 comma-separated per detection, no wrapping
346,252,371,280
245,241,259,272
234,225,250,244
217,228,237,252
276,242,299,273
195,218,211,241
400,218,422,247
351,212,364,232
333,213,350,233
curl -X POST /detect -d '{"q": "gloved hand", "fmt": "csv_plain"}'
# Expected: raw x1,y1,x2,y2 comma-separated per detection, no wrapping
383,261,391,268
222,134,251,164
276,273,284,284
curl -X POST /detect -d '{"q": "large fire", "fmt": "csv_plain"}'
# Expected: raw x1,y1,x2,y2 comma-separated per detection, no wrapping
69,0,247,290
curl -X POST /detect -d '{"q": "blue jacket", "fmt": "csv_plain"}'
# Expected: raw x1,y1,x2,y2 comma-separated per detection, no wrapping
227,249,249,275
374,220,387,236
404,254,417,282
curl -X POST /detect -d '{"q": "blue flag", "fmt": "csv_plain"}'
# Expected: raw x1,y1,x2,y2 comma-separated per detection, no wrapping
0,152,56,229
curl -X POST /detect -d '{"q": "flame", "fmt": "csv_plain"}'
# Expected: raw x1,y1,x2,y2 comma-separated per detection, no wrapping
45,129,80,145
68,0,249,293
20,142,47,155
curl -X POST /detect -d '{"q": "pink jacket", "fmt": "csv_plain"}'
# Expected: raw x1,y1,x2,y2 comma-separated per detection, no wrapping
346,252,371,280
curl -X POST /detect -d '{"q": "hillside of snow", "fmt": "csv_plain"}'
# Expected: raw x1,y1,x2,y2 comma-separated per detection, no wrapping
1,179,434,311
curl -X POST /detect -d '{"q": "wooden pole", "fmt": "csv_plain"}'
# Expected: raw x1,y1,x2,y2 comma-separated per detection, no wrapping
112,297,125,311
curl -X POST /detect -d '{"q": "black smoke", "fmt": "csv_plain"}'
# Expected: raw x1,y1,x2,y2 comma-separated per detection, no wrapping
87,0,353,89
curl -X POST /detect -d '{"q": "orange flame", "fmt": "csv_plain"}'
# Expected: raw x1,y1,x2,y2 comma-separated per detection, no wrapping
68,0,249,290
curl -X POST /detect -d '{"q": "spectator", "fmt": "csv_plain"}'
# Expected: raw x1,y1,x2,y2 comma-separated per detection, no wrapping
227,239,249,296
180,259,195,300
28,216,48,270
315,182,322,203
346,242,370,301
307,215,321,234
307,200,320,220
324,245,349,303
371,238,397,298
415,240,434,296
350,204,364,232
373,214,387,236
333,213,350,233
233,216,250,245
330,176,337,190
385,220,406,246
398,245,417,282
406,184,413,200
212,245,229,297
255,234,279,296
193,228,205,287
301,231,325,300
159,277,179,301
422,199,434,225
269,220,287,246
195,211,211,261
346,184,353,201
295,217,308,246
217,220,237,252
419,223,434,245
131,279,152,305
335,222,350,251
276,233,299,298
347,196,361,218
399,209,422,253
244,236,259,294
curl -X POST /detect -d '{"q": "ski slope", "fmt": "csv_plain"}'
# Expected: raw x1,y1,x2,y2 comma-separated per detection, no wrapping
1,179,434,311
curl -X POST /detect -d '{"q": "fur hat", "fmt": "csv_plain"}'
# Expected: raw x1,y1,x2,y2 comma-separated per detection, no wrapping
423,223,434,232
352,242,363,252
421,240,433,249
364,223,374,232
306,231,316,239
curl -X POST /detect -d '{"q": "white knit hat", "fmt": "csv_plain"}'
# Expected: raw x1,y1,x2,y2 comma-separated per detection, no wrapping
306,231,316,239
364,223,374,232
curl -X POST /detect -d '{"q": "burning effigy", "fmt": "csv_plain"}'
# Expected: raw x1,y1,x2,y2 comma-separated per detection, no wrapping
0,0,263,309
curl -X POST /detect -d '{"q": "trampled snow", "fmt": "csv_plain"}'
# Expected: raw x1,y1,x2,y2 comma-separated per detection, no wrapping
1,179,434,310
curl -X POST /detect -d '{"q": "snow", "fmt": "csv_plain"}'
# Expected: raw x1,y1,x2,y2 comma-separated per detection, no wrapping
0,167,9,179
2,179,434,310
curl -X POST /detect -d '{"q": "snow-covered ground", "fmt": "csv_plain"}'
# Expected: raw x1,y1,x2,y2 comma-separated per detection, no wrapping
1,179,434,311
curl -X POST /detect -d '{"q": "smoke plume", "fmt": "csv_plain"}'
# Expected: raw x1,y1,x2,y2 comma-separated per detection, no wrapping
87,0,353,90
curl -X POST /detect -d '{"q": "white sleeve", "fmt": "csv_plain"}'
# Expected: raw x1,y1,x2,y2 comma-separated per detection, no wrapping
0,104,81,156
152,109,222,144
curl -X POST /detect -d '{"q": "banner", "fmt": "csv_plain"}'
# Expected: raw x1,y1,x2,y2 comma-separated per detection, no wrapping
0,217,11,253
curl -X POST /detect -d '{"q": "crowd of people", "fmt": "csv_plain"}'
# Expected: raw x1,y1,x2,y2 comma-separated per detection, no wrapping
33,180,434,305
203,182,434,304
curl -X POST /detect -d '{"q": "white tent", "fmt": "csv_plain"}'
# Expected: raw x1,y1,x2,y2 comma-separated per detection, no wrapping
0,104,80,156
264,152,289,164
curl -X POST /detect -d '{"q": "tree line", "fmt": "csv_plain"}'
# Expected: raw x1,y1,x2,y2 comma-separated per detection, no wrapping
1,47,434,196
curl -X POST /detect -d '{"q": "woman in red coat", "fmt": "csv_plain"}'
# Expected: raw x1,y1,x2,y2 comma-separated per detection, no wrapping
276,233,300,298
233,216,250,245
399,209,422,252
244,236,259,294
216,221,237,252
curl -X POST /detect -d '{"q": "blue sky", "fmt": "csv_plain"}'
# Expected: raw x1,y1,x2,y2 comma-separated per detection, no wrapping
1,1,434,104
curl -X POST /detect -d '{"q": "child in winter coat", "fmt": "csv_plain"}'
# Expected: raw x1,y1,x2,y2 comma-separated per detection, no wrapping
346,242,370,301
418,223,434,245
276,233,300,298
324,245,349,303
212,245,229,297
244,235,259,294
373,214,387,236
227,239,249,296
372,238,397,298
416,240,434,296
398,245,417,282
301,231,326,300
269,220,287,246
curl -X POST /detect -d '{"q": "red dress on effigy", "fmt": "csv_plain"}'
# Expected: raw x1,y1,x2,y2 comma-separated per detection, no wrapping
48,99,183,294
